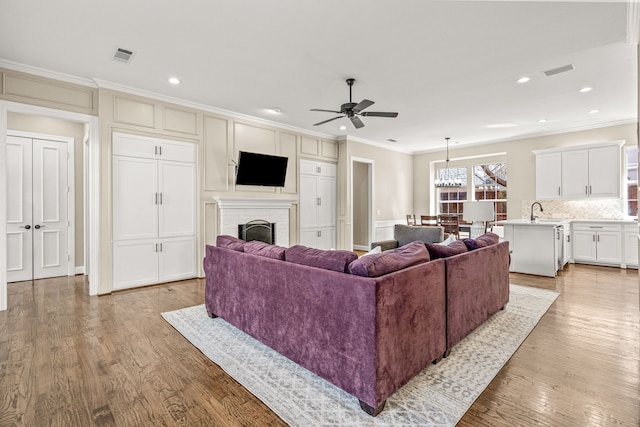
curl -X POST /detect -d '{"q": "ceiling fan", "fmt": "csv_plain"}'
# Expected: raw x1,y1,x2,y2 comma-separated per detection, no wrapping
310,78,398,129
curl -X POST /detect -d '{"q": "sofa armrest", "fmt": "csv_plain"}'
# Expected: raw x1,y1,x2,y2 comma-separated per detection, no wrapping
370,239,399,251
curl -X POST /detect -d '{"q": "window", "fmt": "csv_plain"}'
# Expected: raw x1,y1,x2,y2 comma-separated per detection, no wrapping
473,163,507,222
626,146,638,216
436,166,467,217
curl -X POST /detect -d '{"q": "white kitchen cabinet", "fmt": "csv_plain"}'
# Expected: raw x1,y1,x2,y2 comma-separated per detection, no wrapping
535,152,562,199
534,142,622,200
572,222,622,265
300,159,336,249
624,223,638,267
112,132,197,290
562,145,620,199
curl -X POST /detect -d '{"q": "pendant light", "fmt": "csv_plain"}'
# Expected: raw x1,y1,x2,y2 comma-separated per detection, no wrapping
435,137,462,188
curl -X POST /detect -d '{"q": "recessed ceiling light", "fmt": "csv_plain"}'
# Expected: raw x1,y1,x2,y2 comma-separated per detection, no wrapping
387,138,398,143
486,123,517,129
267,108,281,114
168,77,181,85
339,126,346,130
538,119,548,123
588,109,600,114
579,87,592,93
517,76,530,84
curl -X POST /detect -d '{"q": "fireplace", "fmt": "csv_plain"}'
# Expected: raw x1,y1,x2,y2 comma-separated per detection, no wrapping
239,220,276,244
214,197,296,247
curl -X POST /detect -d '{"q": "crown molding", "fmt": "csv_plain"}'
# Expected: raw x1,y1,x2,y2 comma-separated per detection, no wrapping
0,59,97,87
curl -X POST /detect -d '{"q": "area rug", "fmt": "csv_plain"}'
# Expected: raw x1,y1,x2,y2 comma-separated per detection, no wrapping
161,284,559,426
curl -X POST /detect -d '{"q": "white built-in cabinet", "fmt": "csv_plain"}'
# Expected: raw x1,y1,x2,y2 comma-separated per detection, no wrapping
112,133,197,290
535,152,562,199
299,159,336,250
534,142,623,200
572,222,622,265
624,223,638,267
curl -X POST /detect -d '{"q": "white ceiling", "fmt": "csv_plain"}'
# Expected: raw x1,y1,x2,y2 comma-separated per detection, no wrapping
0,0,637,153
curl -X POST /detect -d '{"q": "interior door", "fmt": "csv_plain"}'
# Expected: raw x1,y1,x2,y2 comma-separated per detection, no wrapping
6,136,33,282
6,135,69,281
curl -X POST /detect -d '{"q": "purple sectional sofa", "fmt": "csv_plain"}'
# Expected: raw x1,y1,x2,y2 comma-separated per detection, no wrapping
203,232,509,416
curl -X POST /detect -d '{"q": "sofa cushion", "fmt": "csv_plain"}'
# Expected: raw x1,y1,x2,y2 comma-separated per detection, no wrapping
216,235,245,252
244,241,286,260
426,239,468,259
476,232,500,247
348,241,431,277
285,245,358,273
394,224,444,247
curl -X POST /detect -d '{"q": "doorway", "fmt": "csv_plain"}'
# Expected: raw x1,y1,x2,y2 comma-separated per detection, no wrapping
6,131,74,282
1,101,100,311
351,157,374,251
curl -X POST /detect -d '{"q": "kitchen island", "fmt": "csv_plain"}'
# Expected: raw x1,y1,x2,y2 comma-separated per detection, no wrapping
498,219,570,277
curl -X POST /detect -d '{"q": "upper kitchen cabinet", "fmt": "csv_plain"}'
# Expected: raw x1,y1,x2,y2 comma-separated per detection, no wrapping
535,152,562,199
534,141,623,200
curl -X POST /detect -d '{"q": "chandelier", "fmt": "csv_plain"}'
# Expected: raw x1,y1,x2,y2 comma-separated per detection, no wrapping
435,137,462,188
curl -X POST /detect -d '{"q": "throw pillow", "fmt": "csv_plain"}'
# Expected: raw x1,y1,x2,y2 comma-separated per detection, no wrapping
285,245,358,273
348,241,431,277
437,235,455,246
426,239,468,259
216,235,245,252
462,238,480,251
361,246,382,257
476,232,500,247
244,241,286,260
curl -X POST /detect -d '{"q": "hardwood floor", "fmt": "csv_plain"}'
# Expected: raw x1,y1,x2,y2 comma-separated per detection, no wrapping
0,264,638,426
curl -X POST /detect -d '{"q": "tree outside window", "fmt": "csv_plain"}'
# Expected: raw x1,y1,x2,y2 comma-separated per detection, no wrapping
473,163,507,222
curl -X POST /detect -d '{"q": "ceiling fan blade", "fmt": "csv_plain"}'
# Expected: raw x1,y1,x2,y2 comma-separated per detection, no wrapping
350,116,365,129
313,116,344,126
310,108,342,113
352,99,374,113
360,111,398,118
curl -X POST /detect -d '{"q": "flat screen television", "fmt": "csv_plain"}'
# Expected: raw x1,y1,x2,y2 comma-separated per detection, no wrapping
235,151,288,187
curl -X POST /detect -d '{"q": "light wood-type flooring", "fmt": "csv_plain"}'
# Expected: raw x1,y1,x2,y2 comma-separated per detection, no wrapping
0,263,638,426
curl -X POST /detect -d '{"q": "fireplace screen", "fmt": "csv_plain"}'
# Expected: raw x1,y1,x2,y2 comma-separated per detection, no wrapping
238,219,276,244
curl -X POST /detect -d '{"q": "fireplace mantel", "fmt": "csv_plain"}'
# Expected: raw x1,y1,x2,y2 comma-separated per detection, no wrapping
214,197,296,246
213,197,297,209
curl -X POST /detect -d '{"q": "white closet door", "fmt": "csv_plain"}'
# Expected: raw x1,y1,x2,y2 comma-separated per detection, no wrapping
317,175,336,228
32,139,69,279
112,239,159,289
158,236,197,282
299,174,318,228
6,136,33,282
158,160,196,238
113,156,158,240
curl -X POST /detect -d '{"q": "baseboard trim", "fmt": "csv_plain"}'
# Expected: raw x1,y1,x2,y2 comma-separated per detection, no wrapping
75,266,85,275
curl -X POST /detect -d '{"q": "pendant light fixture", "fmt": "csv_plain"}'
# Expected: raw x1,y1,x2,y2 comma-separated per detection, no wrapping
435,137,462,188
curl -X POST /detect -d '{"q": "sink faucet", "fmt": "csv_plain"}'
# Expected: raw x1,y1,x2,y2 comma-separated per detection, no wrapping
530,202,544,221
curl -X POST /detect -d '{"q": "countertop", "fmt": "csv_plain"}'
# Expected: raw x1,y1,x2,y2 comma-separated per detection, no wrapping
496,219,569,227
497,218,637,227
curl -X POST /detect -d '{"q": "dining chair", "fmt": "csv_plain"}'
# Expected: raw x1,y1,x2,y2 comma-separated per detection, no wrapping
438,214,460,239
420,215,439,226
406,214,417,226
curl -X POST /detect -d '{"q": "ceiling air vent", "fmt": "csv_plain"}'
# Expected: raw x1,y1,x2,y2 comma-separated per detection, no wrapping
113,48,134,63
543,64,574,77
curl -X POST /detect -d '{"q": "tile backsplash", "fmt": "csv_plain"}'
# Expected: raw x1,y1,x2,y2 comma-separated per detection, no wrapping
521,199,628,220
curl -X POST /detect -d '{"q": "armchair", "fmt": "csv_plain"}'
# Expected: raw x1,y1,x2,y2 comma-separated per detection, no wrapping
371,224,446,251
